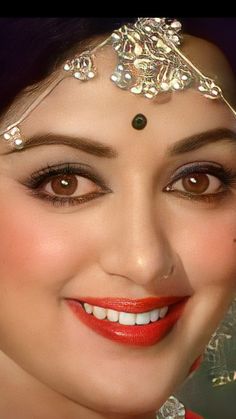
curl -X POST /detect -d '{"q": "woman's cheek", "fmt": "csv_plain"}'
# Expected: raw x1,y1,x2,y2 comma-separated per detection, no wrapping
177,212,236,291
0,196,97,290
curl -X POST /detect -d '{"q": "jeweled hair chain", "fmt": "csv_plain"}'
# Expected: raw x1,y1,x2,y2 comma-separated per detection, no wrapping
1,17,236,150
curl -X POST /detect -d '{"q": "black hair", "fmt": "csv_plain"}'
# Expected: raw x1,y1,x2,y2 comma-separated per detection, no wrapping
0,18,136,115
0,17,235,116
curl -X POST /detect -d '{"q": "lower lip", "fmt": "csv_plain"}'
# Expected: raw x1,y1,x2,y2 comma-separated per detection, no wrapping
66,298,189,346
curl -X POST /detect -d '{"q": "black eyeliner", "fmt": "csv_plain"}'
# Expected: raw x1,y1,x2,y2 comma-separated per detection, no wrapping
170,163,236,187
22,160,236,208
22,162,112,207
25,162,110,191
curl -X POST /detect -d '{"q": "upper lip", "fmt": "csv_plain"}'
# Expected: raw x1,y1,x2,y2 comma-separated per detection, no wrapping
66,296,189,313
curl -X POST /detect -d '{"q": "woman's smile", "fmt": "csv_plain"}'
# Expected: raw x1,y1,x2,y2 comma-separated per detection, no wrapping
65,296,189,346
0,17,235,419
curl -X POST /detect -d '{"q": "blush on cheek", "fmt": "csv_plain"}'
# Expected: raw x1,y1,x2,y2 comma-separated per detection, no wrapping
0,203,77,287
180,219,236,290
0,193,101,294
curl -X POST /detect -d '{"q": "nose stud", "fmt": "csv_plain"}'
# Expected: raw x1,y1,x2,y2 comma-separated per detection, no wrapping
161,265,174,280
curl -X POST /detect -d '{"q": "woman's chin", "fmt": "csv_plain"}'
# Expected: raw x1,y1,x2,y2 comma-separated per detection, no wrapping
78,380,177,417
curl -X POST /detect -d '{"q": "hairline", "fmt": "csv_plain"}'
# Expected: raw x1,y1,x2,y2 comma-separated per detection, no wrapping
0,33,109,132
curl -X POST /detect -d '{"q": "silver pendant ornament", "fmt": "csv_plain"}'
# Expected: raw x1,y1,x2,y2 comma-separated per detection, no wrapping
156,395,186,419
1,17,236,150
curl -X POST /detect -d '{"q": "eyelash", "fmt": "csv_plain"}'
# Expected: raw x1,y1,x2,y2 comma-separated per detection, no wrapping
164,163,236,202
22,162,236,208
23,163,111,207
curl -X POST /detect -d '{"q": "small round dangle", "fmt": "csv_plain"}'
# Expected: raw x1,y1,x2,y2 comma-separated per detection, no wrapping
132,114,147,130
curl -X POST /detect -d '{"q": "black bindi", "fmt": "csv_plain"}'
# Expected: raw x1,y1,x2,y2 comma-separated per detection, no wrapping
132,114,147,130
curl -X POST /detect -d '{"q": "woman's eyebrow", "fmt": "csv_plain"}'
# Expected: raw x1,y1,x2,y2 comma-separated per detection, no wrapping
1,128,236,157
168,128,236,156
2,133,118,158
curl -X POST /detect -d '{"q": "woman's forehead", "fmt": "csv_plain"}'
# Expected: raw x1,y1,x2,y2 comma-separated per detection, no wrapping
27,45,234,108
10,33,236,111
181,34,236,109
1,23,236,149
20,69,235,150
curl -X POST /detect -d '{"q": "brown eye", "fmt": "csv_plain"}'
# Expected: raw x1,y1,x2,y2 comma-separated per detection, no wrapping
43,174,99,197
168,173,222,195
182,173,209,194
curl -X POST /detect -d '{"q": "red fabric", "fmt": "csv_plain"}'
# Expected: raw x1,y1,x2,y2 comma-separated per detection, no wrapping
186,409,204,419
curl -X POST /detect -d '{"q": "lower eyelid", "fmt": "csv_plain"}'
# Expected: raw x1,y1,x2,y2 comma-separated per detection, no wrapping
25,189,109,208
20,161,236,209
182,190,230,203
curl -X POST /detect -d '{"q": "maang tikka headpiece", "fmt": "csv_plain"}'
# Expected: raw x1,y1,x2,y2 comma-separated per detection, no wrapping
1,17,236,150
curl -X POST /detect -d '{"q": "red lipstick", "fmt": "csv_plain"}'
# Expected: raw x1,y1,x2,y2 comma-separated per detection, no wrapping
74,296,184,312
188,355,203,375
66,296,189,346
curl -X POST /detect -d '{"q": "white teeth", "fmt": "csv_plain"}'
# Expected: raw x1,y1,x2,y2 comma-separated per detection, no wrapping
150,308,160,322
159,306,168,318
84,303,93,314
82,303,169,325
136,312,151,325
93,306,107,320
119,312,136,325
107,309,119,322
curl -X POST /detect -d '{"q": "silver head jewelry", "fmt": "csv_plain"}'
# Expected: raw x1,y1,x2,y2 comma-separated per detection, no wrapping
1,17,236,150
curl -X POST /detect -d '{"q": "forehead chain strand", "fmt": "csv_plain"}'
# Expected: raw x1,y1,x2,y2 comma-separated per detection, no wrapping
1,17,236,150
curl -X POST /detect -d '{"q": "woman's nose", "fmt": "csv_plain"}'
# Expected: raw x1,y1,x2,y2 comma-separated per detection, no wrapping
100,191,174,286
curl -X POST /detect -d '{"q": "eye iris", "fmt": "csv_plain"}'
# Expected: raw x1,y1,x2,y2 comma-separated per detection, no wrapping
182,173,209,194
51,175,78,196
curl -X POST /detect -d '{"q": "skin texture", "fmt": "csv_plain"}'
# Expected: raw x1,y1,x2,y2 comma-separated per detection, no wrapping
182,34,236,109
0,33,235,419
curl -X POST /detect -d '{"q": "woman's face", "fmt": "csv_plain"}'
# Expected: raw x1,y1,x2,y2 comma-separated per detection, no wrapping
0,45,236,417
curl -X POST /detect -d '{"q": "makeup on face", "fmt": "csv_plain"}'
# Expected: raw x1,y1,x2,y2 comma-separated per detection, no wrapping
65,296,189,346
131,113,147,130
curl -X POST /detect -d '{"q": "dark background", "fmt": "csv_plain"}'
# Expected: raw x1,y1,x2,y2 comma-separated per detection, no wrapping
176,355,236,419
181,18,236,73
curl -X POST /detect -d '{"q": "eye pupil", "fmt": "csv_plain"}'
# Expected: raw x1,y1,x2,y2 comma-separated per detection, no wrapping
183,173,209,194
